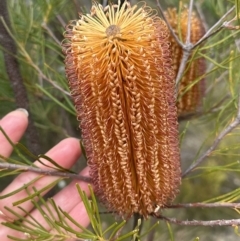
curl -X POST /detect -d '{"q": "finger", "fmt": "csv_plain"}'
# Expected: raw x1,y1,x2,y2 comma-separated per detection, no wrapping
0,167,91,240
0,138,83,219
0,202,90,241
0,222,19,241
26,167,91,232
48,167,90,214
0,109,29,157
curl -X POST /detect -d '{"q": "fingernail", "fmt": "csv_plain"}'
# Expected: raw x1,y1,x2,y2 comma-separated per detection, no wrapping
16,108,29,117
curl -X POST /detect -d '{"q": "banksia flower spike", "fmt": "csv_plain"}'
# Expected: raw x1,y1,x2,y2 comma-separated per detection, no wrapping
165,8,205,117
63,1,181,218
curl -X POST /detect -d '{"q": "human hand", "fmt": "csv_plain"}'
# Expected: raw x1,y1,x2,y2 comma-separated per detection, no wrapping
0,109,90,240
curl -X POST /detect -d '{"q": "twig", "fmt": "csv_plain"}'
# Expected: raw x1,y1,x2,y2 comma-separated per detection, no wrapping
182,92,240,177
223,16,240,30
56,15,66,28
0,16,70,97
194,2,208,32
157,215,240,226
205,70,229,94
156,0,184,48
166,202,240,209
41,22,61,45
175,51,191,86
156,0,195,87
156,2,236,89
186,0,194,45
0,162,92,183
193,6,235,48
178,98,230,122
32,63,70,96
175,0,195,87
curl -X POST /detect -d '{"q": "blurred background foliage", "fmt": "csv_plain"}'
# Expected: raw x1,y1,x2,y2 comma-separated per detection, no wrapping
1,0,240,240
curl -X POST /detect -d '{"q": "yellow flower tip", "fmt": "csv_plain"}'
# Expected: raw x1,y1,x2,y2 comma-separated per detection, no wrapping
63,1,181,218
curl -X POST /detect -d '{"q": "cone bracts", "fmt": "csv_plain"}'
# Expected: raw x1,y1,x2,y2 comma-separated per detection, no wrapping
165,8,205,116
63,1,181,218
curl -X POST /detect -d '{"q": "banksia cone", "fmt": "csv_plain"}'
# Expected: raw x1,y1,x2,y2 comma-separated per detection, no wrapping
63,1,181,218
165,8,205,116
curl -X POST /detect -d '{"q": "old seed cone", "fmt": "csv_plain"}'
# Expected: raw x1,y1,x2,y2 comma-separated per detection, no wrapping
165,8,205,117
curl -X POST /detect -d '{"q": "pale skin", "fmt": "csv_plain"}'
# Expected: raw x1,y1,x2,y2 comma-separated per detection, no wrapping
0,109,90,240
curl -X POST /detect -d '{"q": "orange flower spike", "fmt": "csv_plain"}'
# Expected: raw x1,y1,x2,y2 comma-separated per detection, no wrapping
165,8,205,116
63,1,181,218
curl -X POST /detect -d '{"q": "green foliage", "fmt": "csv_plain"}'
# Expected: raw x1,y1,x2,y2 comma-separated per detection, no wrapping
1,185,143,241
1,0,240,240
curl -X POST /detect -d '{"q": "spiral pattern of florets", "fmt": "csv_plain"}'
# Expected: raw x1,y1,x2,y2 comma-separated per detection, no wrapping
63,1,181,218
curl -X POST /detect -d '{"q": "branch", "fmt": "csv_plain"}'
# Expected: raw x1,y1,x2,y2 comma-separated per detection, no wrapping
175,0,194,87
0,162,92,183
0,1,40,155
0,16,70,97
157,215,240,226
156,3,236,88
175,51,191,87
102,210,240,227
166,202,240,209
56,15,66,28
156,0,184,48
178,94,230,122
194,2,208,32
193,6,235,48
41,22,61,45
156,0,195,87
32,62,70,96
186,0,194,45
182,92,240,177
